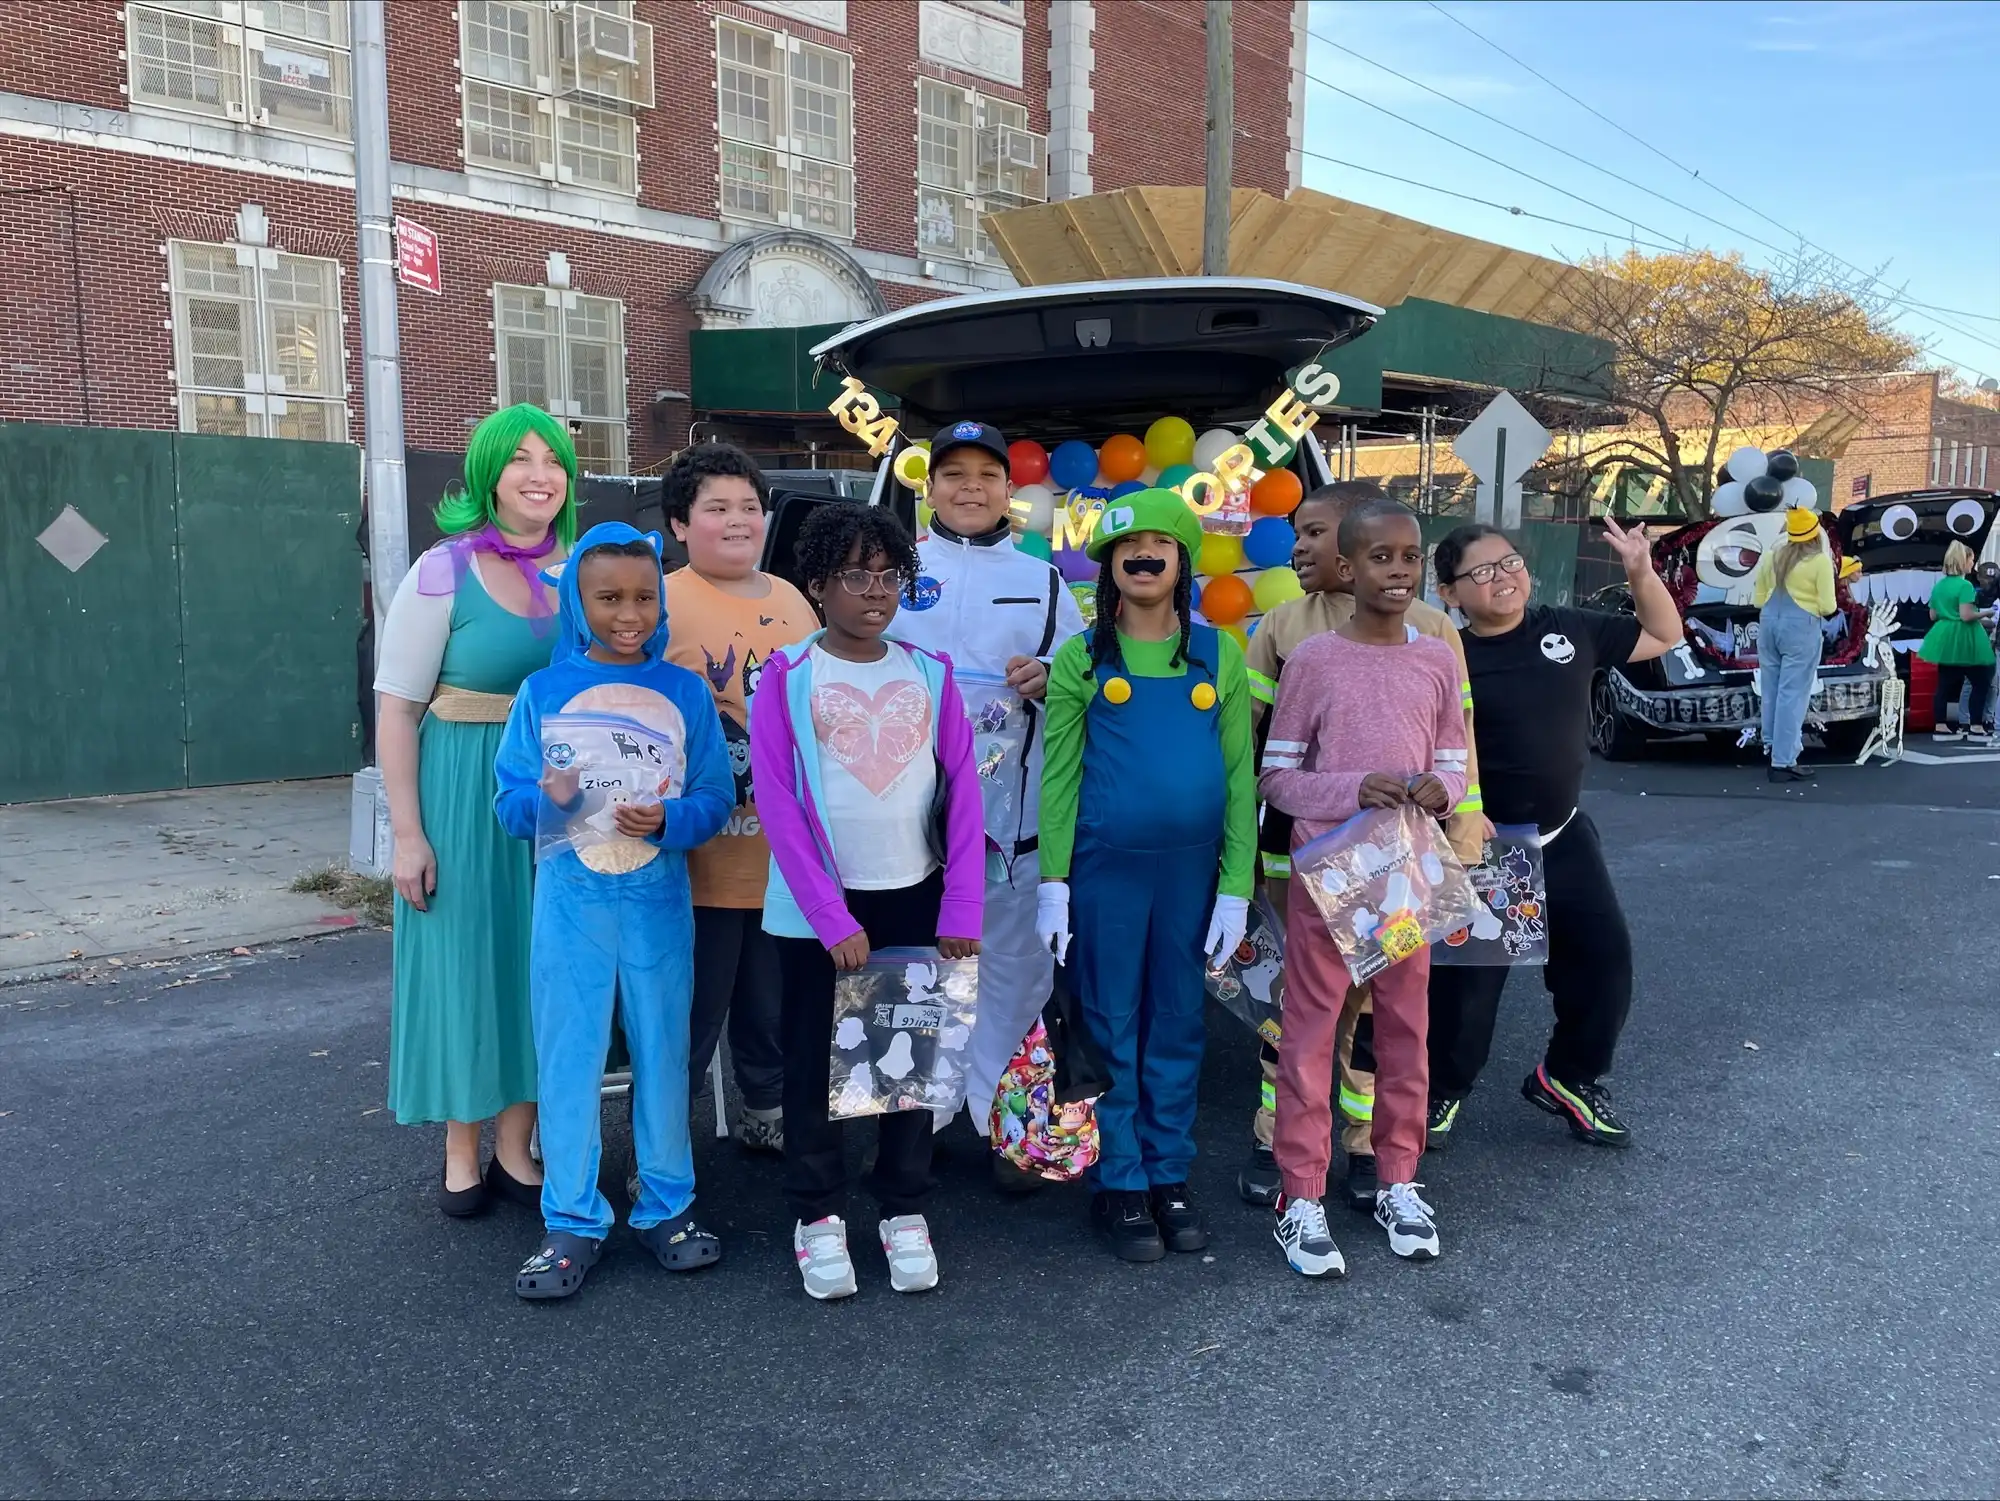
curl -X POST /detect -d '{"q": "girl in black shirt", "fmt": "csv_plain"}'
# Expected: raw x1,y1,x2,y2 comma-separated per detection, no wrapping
1424,522,1681,1150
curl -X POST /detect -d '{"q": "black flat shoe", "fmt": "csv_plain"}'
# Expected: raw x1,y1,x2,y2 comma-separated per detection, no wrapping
439,1172,490,1219
1768,765,1815,782
485,1156,545,1211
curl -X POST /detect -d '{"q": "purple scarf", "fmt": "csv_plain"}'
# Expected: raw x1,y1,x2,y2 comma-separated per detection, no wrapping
417,523,559,625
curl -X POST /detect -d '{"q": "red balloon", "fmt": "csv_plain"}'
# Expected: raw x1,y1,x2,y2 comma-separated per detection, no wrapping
1098,433,1147,484
1250,468,1303,517
1200,573,1254,625
1008,440,1049,487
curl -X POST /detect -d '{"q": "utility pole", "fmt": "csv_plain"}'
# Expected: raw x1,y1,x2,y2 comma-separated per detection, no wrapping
1203,0,1233,276
350,0,408,877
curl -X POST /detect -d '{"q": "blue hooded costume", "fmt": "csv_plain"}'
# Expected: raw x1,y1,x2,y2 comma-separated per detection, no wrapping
494,523,734,1242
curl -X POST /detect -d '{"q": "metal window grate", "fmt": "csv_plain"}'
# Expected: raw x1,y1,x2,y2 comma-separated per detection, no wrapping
169,240,347,441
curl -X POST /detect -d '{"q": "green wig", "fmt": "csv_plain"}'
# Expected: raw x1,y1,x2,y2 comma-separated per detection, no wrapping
435,403,581,547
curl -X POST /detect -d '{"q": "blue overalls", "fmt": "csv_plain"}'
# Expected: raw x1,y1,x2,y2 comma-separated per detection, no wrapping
1069,624,1225,1192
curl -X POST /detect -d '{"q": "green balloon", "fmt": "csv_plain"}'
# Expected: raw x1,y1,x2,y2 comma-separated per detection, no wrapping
1017,529,1052,560
1157,463,1197,490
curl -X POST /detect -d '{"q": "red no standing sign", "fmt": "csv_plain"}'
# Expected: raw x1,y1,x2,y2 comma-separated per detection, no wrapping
394,216,441,295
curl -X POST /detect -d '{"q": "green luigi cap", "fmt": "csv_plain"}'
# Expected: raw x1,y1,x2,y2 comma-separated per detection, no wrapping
1085,486,1206,562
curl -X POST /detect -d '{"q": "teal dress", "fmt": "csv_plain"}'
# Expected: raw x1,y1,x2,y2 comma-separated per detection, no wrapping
388,573,550,1124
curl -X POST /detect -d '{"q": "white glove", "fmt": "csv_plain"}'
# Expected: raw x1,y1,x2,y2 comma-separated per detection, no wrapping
1204,893,1250,967
1036,882,1072,964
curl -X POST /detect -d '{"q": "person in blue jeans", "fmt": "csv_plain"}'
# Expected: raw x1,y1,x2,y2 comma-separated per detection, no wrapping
1752,507,1837,782
494,522,735,1301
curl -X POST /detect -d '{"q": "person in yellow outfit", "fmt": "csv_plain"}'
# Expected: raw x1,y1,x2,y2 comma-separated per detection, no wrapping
1751,507,1837,782
1235,482,1484,1213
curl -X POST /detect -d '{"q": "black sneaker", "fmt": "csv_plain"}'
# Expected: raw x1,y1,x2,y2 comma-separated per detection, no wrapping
1237,1141,1281,1206
1426,1097,1462,1150
1091,1189,1166,1262
1149,1182,1210,1253
1342,1153,1378,1212
1522,1065,1632,1148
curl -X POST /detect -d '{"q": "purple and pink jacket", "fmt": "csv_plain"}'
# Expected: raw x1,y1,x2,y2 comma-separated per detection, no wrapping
748,629,985,948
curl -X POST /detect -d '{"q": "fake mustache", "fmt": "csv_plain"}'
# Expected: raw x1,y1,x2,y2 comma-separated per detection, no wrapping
1120,557,1167,576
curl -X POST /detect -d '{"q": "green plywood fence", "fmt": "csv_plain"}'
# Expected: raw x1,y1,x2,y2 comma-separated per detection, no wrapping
0,425,363,803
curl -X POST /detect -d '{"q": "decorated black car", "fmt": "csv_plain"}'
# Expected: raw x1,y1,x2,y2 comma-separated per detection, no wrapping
1835,487,2000,655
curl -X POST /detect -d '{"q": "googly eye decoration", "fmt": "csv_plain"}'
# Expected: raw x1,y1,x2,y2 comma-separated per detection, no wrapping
1712,447,1817,518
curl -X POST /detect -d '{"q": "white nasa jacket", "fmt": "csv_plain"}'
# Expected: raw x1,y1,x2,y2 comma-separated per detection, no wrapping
893,519,1088,859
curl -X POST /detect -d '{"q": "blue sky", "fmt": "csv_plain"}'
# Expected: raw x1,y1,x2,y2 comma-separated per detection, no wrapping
1299,0,2000,384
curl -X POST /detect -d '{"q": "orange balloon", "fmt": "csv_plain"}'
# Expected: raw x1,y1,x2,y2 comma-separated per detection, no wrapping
1200,573,1254,625
1250,468,1303,516
1098,433,1147,484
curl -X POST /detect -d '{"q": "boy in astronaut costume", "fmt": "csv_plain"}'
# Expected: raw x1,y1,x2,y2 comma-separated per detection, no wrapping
891,420,1087,1172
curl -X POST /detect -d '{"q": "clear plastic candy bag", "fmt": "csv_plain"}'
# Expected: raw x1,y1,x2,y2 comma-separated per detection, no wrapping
1433,823,1549,967
1293,803,1479,986
989,1019,1101,1182
1204,891,1286,1047
829,948,980,1120
953,670,1030,853
536,711,686,873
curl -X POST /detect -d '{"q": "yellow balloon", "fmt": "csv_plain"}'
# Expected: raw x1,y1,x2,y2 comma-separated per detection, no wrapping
1197,530,1245,579
893,441,931,493
1222,624,1249,653
917,499,934,530
1144,415,1197,471
1252,566,1306,613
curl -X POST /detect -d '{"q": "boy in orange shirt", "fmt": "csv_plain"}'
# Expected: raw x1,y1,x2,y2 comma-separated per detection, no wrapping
663,443,820,1151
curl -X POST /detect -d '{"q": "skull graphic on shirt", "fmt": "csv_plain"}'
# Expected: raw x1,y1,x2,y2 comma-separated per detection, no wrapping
1539,632,1577,665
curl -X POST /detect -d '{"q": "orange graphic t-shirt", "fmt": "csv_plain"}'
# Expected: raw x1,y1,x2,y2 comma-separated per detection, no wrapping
663,566,820,908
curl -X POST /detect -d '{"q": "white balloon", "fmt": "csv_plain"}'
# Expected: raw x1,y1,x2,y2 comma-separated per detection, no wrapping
1780,474,1817,511
1711,480,1748,517
1726,446,1768,484
1194,426,1241,472
1012,483,1056,531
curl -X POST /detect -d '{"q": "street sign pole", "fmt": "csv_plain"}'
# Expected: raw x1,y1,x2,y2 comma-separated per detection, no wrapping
1452,391,1552,532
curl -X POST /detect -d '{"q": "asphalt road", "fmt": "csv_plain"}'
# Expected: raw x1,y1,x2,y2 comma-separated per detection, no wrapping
2,755,1996,1500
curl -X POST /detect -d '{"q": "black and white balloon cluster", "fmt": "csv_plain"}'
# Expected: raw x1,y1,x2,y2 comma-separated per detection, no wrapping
1711,445,1817,517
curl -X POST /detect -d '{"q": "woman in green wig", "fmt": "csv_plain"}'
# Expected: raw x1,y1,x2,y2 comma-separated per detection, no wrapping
373,404,579,1216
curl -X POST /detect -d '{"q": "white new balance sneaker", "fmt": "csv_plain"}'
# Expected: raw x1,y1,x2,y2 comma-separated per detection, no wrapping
878,1214,940,1293
1274,1195,1347,1278
1374,1181,1441,1260
793,1216,858,1301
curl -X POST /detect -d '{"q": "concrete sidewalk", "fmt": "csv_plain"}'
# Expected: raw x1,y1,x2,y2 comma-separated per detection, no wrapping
0,780,361,982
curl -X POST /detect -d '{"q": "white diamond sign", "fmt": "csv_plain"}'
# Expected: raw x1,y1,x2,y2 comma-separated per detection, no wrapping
1452,392,1551,530
37,505,108,573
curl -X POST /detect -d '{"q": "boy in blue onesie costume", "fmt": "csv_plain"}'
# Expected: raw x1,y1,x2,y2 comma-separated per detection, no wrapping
1036,489,1259,1262
494,522,735,1300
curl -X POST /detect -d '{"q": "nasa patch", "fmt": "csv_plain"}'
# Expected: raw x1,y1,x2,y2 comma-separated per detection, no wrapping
907,575,943,611
951,421,983,440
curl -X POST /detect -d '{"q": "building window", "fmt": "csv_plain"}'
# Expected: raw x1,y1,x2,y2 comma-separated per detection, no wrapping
493,284,629,472
915,81,1046,263
126,1,352,140
168,240,347,440
459,0,653,193
715,18,855,238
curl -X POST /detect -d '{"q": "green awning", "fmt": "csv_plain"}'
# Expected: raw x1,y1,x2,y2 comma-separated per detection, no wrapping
1317,297,1616,413
690,321,896,415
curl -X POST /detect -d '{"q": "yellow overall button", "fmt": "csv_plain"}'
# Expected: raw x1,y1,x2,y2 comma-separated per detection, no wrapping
1190,681,1217,711
1102,676,1132,705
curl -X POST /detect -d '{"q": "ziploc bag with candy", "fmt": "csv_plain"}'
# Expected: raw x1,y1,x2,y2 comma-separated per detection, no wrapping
1292,803,1479,985
829,948,980,1120
953,669,1031,860
1204,891,1287,1047
1433,823,1549,967
537,711,686,872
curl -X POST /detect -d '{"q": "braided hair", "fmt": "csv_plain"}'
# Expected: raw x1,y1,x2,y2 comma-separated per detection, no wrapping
1084,541,1204,677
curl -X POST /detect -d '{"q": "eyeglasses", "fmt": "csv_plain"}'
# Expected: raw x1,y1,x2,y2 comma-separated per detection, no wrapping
1452,553,1527,586
833,567,900,596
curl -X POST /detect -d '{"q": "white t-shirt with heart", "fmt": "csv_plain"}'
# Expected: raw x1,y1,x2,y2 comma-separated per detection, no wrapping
807,642,939,891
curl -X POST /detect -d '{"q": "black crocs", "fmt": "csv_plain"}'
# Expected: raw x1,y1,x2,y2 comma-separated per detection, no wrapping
515,1231,602,1301
636,1214,723,1273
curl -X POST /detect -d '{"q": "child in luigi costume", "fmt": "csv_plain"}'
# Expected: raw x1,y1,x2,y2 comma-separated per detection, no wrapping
1036,487,1258,1261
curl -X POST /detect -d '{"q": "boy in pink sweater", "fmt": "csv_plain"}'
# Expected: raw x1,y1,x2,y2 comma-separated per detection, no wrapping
1259,500,1468,1273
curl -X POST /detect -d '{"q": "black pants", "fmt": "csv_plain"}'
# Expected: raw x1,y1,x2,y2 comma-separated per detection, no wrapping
775,870,944,1223
1428,809,1632,1098
1934,662,1995,727
687,906,785,1113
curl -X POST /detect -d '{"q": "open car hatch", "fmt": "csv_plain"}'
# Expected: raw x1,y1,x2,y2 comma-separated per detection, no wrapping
808,277,1379,436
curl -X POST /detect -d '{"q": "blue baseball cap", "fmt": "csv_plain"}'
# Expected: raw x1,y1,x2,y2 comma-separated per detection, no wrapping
928,420,1009,469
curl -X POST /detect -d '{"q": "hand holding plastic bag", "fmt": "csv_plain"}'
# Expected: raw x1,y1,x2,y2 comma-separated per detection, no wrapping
829,949,980,1119
1292,804,1478,985
1433,823,1549,967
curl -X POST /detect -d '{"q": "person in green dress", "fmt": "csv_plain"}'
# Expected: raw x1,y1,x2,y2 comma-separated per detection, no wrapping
373,405,578,1215
1920,540,1996,747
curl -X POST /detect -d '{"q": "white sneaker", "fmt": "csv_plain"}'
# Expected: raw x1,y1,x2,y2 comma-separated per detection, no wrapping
1933,727,1964,743
1374,1181,1441,1260
878,1214,940,1293
793,1216,858,1301
1274,1195,1346,1278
